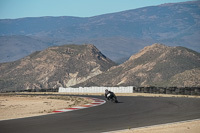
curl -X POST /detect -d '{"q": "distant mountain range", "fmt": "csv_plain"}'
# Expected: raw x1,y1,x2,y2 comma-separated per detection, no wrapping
0,1,200,63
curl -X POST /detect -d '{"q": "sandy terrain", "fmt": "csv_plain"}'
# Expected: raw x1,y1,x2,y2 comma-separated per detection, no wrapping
113,119,200,133
0,94,92,120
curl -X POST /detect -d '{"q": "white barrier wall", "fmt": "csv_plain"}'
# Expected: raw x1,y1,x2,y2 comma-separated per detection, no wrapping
58,86,133,93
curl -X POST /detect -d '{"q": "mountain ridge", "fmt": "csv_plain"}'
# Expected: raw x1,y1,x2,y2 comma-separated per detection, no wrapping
0,44,116,91
0,1,199,63
76,43,200,87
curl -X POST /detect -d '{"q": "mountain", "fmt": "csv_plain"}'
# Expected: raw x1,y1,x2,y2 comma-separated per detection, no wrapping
0,44,116,91
76,44,200,87
0,35,53,63
0,1,200,63
163,68,200,87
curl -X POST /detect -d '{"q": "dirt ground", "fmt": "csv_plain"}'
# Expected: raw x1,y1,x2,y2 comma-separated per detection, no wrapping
113,119,200,133
0,94,92,120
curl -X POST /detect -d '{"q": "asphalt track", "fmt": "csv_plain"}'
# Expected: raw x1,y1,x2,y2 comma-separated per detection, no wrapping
0,95,200,133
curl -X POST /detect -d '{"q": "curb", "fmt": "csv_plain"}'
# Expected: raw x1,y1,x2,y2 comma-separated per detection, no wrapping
0,97,106,121
52,97,106,113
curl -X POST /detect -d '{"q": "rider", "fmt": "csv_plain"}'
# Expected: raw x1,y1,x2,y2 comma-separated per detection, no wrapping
105,89,117,102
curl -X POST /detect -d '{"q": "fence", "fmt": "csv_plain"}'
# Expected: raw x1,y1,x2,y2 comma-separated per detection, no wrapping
133,87,200,95
4,86,199,95
59,86,133,93
59,86,200,95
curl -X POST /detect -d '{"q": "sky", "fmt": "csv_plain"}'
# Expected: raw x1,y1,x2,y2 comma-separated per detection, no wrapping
0,0,197,19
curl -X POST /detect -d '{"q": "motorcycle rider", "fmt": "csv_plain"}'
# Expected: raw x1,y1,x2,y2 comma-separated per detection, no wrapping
105,89,118,102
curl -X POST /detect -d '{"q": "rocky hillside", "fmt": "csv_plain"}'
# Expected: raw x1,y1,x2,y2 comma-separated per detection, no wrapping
162,68,200,87
0,44,116,91
77,44,200,87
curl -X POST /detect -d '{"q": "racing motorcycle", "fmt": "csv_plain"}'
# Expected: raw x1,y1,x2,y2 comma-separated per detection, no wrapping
107,93,118,103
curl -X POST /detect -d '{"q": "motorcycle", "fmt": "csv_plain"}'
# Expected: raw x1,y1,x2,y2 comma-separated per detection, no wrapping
107,93,118,103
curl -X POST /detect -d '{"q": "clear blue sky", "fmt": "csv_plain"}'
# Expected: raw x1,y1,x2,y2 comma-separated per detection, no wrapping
0,0,196,19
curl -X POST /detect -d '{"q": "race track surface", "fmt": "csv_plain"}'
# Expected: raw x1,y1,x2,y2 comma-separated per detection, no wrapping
0,95,200,133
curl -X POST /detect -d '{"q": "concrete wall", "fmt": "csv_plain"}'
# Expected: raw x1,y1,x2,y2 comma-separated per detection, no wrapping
58,86,200,95
59,86,133,93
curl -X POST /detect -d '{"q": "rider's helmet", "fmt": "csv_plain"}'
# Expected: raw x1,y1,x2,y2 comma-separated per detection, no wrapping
105,89,108,92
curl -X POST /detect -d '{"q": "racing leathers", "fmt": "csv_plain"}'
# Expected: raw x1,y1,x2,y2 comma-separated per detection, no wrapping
105,90,117,101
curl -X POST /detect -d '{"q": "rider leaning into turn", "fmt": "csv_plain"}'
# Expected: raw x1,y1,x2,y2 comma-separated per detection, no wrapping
105,89,117,101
